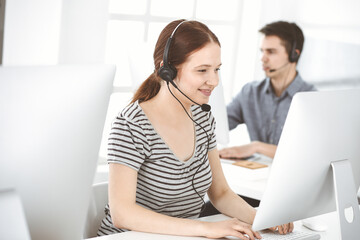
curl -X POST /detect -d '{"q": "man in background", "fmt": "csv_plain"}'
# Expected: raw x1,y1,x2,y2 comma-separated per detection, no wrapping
219,20,316,160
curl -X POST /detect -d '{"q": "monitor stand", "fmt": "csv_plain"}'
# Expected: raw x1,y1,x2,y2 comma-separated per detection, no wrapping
331,159,360,239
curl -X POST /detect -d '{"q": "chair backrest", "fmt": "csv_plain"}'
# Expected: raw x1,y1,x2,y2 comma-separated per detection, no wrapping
83,182,109,238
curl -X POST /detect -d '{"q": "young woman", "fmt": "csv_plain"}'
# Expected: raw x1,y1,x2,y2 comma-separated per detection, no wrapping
98,19,292,240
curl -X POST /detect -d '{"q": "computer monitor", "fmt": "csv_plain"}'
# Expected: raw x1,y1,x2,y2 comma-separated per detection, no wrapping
208,74,230,145
0,65,115,240
252,89,360,239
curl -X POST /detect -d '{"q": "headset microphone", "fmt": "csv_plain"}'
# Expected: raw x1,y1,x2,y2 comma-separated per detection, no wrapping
269,38,299,73
167,80,211,112
269,62,290,73
201,104,211,112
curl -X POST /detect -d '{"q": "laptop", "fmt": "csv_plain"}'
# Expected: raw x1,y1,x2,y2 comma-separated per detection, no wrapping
0,64,115,239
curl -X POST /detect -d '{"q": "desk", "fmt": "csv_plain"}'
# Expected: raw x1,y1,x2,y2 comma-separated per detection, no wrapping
86,210,345,240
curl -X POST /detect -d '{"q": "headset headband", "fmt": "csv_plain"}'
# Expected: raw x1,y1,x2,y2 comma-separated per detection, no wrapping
163,20,188,66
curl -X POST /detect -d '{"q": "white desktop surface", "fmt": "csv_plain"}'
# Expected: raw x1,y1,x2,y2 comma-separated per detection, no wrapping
86,209,346,240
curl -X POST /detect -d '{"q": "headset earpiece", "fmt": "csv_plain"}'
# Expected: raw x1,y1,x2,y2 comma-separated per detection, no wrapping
289,41,299,63
158,63,177,83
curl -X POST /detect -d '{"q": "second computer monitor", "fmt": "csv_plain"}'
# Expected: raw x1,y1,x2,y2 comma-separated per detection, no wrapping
253,89,360,238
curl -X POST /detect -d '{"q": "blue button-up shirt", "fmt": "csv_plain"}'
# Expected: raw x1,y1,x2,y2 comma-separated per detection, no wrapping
227,73,316,145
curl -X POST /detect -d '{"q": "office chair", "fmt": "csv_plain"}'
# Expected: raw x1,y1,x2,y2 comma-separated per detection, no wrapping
83,182,108,238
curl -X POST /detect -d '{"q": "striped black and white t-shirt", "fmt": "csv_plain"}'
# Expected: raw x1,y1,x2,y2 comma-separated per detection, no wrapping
97,101,217,236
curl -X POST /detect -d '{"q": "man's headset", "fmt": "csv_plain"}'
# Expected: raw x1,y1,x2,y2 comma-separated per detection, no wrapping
288,22,301,63
269,26,300,73
288,40,299,63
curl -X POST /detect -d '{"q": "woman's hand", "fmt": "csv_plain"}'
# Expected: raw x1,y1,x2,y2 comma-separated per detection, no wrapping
202,218,262,240
268,222,294,235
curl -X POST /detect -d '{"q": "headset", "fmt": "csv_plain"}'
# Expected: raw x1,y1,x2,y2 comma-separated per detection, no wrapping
158,20,211,112
289,40,299,63
270,41,298,72
269,26,300,73
288,23,301,63
158,21,186,84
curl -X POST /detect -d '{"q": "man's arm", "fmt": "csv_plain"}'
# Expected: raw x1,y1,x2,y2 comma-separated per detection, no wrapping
227,90,245,131
219,141,277,159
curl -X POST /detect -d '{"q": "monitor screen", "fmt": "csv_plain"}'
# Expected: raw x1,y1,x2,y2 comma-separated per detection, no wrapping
252,89,360,238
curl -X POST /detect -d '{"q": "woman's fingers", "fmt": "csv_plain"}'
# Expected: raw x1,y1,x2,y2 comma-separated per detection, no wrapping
287,222,294,233
209,218,262,240
269,226,277,232
253,230,262,239
278,224,285,234
278,223,293,234
231,219,262,240
269,222,293,235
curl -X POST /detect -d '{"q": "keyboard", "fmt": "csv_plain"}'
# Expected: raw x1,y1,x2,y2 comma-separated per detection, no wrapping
259,230,321,240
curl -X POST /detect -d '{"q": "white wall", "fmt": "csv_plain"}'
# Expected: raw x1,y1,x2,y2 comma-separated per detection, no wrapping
58,0,109,64
2,0,109,65
2,0,62,65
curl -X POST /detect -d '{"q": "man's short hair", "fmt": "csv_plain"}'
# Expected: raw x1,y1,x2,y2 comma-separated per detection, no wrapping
259,21,304,63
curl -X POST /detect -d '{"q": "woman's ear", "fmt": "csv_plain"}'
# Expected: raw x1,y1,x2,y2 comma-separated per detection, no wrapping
173,68,181,83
